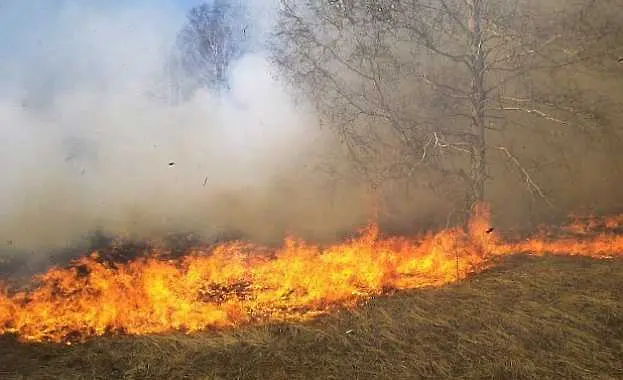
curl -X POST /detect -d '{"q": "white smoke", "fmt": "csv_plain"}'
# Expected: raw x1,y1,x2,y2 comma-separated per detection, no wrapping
0,0,346,251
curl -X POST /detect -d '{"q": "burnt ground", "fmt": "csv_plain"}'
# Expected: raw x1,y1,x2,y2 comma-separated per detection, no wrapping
0,254,622,379
0,230,238,280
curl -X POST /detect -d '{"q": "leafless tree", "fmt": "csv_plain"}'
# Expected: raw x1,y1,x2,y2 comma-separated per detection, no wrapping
272,0,623,221
160,0,251,103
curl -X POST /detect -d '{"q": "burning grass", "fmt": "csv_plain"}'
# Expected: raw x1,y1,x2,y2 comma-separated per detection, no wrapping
1,204,622,345
0,254,622,379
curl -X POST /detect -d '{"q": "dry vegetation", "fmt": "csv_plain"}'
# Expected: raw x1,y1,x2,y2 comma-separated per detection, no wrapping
1,2,623,379
1,254,622,380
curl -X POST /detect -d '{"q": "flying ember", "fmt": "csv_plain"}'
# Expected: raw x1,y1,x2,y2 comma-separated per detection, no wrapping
1,204,622,343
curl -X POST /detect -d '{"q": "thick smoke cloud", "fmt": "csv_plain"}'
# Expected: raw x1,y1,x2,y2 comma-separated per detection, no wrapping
0,1,368,251
5,1,620,256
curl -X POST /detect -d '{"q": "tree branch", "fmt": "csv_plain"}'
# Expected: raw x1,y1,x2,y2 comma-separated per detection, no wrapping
495,146,553,207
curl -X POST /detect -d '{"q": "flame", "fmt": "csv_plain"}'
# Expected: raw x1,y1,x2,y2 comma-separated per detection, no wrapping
1,204,622,343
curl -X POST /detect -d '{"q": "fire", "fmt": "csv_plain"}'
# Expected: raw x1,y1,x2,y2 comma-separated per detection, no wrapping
1,204,621,343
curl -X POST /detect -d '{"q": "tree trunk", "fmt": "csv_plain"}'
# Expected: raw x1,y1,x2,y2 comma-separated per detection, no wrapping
468,0,487,213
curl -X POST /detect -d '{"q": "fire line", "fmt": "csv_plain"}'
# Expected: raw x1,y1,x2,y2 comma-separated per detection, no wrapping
1,204,622,344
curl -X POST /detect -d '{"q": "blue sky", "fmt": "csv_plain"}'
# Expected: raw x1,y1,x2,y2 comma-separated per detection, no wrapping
0,0,275,96
0,0,208,93
0,0,204,56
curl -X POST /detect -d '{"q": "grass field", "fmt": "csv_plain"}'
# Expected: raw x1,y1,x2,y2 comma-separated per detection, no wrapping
1,254,622,380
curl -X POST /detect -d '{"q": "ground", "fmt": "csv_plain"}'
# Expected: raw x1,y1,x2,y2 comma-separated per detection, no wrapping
1,254,622,380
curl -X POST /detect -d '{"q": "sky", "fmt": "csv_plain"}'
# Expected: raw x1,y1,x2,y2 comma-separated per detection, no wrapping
0,1,201,63
0,1,193,37
0,1,200,97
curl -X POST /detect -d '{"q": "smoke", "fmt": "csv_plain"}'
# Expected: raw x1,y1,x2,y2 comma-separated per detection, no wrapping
0,0,369,251
4,1,621,256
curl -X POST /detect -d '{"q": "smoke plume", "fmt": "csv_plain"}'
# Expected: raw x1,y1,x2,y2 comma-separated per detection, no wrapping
0,1,369,252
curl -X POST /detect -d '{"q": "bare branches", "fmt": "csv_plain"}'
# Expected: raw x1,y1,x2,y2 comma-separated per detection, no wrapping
495,146,553,207
501,107,568,125
272,0,620,218
432,132,472,154
173,1,250,95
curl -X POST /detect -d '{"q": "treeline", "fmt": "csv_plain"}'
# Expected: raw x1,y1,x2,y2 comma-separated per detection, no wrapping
165,0,623,230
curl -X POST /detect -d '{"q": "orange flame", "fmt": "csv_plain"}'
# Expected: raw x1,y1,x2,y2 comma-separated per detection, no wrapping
1,204,622,343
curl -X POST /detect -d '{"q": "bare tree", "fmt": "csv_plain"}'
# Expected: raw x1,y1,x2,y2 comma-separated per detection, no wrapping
165,0,251,102
272,0,623,221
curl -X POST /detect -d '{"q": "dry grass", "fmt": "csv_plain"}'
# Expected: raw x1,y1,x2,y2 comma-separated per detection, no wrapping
1,254,622,379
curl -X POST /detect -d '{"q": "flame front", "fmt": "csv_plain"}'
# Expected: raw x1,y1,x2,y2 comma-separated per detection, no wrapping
1,204,622,343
